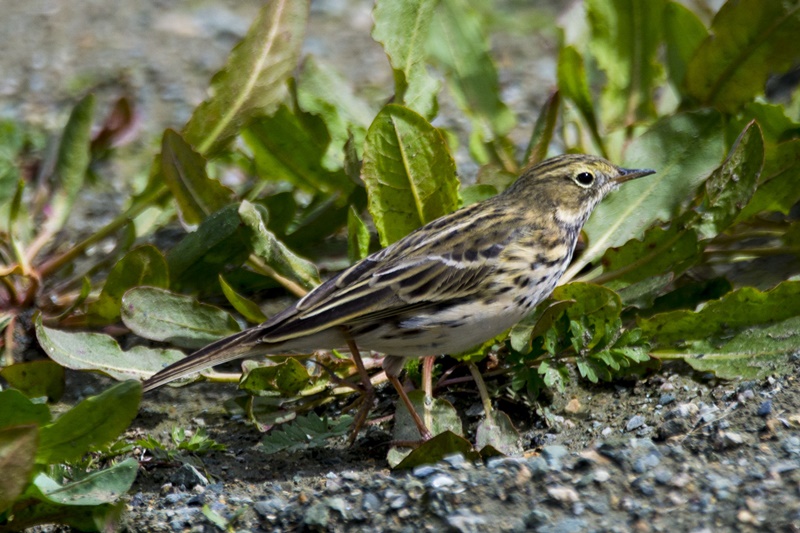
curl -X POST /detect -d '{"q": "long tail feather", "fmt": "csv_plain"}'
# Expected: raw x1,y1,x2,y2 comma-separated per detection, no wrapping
143,329,271,392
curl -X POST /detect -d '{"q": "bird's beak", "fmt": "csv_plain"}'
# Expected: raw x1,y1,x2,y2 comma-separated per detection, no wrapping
614,166,656,184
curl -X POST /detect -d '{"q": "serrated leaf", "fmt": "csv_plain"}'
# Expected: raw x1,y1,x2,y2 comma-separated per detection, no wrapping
373,0,439,118
219,274,267,324
552,282,621,349
239,200,320,291
362,104,459,246
566,109,725,279
45,94,94,234
640,281,800,346
616,273,674,309
0,360,65,401
31,458,138,505
347,206,370,263
244,105,353,195
0,425,37,514
685,0,800,112
663,1,708,89
161,129,235,229
88,245,170,324
0,389,51,428
120,287,240,349
36,381,141,464
694,121,763,240
586,0,666,126
261,412,352,455
183,0,309,157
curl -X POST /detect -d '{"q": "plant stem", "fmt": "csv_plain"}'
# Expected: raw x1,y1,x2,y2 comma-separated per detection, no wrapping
468,363,493,420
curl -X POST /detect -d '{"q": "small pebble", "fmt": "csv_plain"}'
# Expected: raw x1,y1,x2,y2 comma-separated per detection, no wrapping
758,400,772,417
547,486,579,503
427,473,455,489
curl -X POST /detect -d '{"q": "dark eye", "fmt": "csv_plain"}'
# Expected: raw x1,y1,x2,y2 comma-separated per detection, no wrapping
575,171,595,187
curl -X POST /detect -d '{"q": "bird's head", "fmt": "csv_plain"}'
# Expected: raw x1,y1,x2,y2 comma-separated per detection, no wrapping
506,154,655,228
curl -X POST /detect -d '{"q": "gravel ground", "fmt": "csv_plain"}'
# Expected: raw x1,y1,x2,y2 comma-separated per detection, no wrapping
5,1,800,532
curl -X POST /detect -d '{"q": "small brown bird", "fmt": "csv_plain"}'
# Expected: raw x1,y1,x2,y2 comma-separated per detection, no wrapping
143,154,654,439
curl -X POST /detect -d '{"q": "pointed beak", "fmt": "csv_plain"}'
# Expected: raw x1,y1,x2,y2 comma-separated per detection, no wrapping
614,166,656,184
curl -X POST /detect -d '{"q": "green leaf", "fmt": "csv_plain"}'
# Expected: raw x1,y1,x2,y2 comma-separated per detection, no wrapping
557,46,601,148
640,281,800,346
0,389,51,428
261,412,352,455
166,203,252,289
663,1,708,89
183,0,309,157
35,315,184,382
475,410,521,456
388,390,463,467
0,425,38,514
244,104,353,195
736,139,800,220
428,0,515,158
566,109,725,279
219,274,267,324
685,0,800,112
373,0,440,119
0,120,25,209
362,104,459,246
296,56,374,165
88,245,170,324
0,360,65,401
37,382,141,464
347,206,370,263
552,282,622,349
239,358,309,396
239,200,320,291
459,184,497,206
586,0,666,126
392,431,479,470
46,94,94,234
676,315,799,379
120,287,240,349
694,121,763,240
524,91,560,166
161,129,235,228
31,458,138,505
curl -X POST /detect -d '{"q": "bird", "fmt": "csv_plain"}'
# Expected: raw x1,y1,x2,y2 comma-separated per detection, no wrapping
143,154,655,440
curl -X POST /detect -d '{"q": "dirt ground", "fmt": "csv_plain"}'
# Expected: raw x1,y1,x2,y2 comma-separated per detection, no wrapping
4,1,800,531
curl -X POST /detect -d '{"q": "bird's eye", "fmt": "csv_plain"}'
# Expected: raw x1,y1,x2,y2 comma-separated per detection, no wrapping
574,171,595,187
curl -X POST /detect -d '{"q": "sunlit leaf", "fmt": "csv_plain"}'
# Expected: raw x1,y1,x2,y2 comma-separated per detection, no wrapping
362,104,459,246
392,430,479,470
31,458,138,506
36,381,141,464
121,287,240,349
219,274,267,324
373,0,439,118
36,315,186,382
685,0,800,112
586,0,666,126
347,206,370,263
565,109,725,279
88,245,170,324
475,410,521,456
183,0,309,156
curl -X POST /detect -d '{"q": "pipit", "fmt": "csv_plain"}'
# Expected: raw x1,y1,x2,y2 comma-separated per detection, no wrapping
143,154,655,440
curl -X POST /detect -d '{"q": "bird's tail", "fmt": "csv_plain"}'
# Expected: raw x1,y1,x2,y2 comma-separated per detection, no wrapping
142,328,272,392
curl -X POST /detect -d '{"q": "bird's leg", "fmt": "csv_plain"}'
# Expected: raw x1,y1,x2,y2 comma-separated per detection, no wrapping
343,335,375,445
384,366,433,442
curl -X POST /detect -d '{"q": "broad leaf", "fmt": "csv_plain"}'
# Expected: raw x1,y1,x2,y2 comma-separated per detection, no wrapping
239,358,309,396
475,410,521,456
373,0,439,118
393,431,479,470
0,389,51,428
565,110,725,279
219,275,267,324
0,360,65,401
663,1,708,89
183,0,309,156
685,0,800,112
88,245,169,323
161,129,235,229
31,458,138,506
0,425,38,514
586,0,666,126
121,287,240,349
362,104,459,246
36,381,141,464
